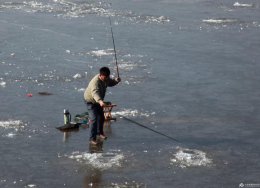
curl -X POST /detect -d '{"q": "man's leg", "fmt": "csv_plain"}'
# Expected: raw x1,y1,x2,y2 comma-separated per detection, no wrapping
86,103,98,141
97,105,105,136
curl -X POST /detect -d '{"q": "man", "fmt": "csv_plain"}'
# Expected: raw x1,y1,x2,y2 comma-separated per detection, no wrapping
84,67,121,145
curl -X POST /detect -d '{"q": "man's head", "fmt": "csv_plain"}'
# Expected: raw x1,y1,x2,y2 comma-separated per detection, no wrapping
99,67,110,81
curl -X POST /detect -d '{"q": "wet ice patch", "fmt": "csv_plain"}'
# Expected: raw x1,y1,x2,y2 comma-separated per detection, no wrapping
112,109,156,118
171,147,212,168
67,150,124,170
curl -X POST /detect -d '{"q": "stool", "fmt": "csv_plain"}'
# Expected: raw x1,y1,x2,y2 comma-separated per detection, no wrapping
103,104,117,121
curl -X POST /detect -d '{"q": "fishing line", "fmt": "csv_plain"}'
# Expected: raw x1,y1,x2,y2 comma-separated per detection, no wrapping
108,16,120,78
120,116,180,143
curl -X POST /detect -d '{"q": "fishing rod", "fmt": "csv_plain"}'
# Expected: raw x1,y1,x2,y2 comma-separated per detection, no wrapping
108,16,120,78
120,116,180,143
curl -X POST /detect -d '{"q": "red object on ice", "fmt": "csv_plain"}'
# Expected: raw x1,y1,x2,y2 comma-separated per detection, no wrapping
27,93,33,97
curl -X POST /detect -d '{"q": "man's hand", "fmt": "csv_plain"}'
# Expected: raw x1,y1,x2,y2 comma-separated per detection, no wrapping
99,100,105,107
115,77,121,83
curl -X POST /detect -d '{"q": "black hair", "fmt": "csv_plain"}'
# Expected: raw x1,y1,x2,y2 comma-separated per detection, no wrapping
99,67,110,77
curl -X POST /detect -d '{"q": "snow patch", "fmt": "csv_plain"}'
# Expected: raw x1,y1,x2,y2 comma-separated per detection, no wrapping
112,109,156,118
171,147,212,168
67,150,124,170
233,2,253,7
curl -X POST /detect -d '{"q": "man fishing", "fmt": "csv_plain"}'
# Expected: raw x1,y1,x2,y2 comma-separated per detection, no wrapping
84,67,121,145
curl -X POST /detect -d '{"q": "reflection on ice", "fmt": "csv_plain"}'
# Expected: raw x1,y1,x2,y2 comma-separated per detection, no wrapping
171,147,212,168
67,150,124,170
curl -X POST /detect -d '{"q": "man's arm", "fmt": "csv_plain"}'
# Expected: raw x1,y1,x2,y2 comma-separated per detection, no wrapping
107,77,121,87
92,88,106,106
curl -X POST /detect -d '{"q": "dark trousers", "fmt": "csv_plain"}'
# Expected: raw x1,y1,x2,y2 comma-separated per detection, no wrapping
85,101,105,141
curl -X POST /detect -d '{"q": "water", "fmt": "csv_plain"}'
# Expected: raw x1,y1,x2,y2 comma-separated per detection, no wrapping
1,0,260,187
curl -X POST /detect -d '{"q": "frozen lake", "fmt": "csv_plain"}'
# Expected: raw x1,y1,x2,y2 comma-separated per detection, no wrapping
0,0,260,187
